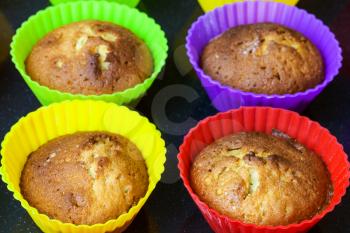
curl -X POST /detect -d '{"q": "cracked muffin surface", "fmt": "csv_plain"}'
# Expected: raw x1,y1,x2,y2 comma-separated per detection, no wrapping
190,131,332,226
201,23,324,95
20,132,148,225
26,20,153,95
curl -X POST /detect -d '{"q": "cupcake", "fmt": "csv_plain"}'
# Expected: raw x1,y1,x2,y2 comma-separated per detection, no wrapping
201,23,324,95
10,1,168,106
0,100,166,233
186,1,342,112
178,107,350,233
26,20,153,95
21,131,149,225
190,131,332,226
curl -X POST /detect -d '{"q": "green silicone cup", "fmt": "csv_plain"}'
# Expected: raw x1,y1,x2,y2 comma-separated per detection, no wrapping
49,0,140,8
11,0,168,106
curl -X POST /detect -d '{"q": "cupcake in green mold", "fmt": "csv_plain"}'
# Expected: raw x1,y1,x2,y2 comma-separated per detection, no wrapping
11,1,168,106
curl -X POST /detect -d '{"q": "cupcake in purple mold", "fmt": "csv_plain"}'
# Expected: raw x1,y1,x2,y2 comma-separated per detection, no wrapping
186,1,342,112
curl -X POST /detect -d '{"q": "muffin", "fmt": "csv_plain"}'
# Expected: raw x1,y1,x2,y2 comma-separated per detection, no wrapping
25,20,153,95
201,23,324,95
190,130,332,226
20,131,149,225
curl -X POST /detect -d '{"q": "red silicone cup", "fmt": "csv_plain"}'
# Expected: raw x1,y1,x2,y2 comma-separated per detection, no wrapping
178,107,350,233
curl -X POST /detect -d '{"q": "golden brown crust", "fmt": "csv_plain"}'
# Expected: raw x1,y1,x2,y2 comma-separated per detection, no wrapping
26,20,153,95
201,23,324,95
20,132,149,225
190,131,332,226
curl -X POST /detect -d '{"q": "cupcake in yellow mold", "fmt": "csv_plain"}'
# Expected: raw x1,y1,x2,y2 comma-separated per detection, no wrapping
198,0,299,12
0,100,166,233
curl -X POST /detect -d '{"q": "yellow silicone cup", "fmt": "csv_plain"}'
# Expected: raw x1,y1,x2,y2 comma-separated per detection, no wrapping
0,100,166,233
198,0,299,12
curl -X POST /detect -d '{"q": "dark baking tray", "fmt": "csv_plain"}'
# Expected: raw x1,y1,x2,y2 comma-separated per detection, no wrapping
0,0,349,232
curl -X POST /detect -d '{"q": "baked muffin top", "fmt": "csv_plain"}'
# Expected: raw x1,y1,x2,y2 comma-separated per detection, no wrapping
190,131,332,226
201,23,324,95
21,132,149,225
26,20,153,95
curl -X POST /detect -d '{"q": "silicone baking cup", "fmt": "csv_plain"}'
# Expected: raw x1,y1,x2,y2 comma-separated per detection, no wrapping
186,1,342,112
0,100,166,233
50,0,140,8
10,1,168,106
178,107,350,233
198,0,299,12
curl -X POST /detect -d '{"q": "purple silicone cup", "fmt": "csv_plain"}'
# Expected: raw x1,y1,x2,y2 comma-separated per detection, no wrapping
186,1,342,112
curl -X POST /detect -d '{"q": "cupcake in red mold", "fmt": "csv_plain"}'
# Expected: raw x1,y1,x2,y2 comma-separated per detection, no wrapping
178,107,349,233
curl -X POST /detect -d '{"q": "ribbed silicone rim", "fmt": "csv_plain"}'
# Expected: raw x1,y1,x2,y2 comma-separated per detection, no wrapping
50,0,140,8
197,0,300,12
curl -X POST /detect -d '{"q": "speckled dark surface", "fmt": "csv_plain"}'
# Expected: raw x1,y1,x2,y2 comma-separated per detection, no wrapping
0,0,349,232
